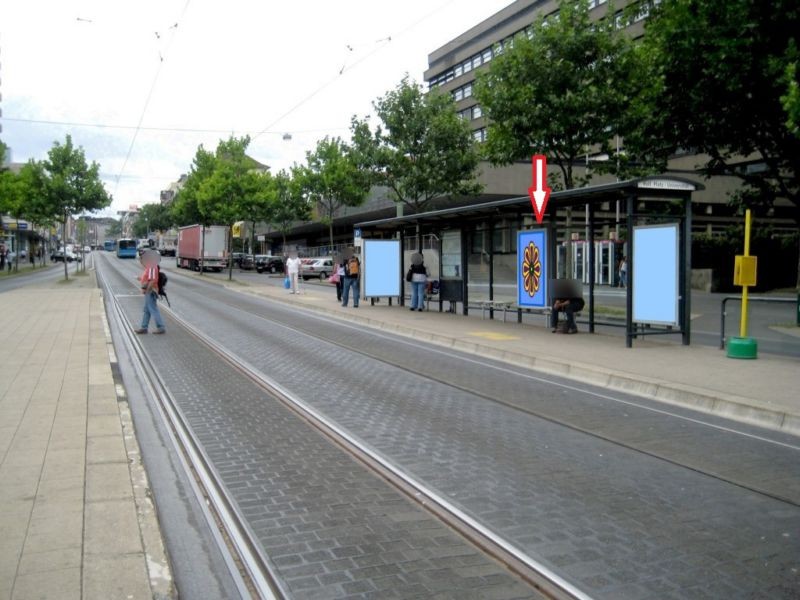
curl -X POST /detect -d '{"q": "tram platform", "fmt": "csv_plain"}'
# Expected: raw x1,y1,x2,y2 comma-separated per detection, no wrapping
0,274,172,599
238,277,800,437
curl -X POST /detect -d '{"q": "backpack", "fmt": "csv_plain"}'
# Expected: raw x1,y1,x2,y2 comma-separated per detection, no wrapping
157,268,171,306
347,257,360,277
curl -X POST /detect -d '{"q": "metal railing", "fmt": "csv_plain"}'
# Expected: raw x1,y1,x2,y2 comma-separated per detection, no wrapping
719,296,797,349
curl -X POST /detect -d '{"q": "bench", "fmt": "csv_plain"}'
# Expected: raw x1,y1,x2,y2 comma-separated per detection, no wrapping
478,300,513,322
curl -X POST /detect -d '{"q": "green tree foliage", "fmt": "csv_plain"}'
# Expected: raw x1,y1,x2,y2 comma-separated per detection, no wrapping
171,144,216,227
351,76,481,215
475,0,646,189
295,137,369,250
39,136,111,280
781,59,800,138
197,136,270,279
0,161,46,272
268,169,311,250
628,0,800,219
133,202,174,239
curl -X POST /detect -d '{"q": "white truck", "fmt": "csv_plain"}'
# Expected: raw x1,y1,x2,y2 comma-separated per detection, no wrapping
176,225,229,272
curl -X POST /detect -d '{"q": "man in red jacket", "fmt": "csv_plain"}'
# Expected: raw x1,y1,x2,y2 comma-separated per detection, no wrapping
134,250,166,334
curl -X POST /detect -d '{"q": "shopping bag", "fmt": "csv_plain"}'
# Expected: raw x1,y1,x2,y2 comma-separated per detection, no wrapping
283,276,291,289
329,272,340,284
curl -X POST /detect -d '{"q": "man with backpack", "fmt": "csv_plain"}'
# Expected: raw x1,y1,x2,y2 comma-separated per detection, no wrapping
341,251,360,308
134,249,166,334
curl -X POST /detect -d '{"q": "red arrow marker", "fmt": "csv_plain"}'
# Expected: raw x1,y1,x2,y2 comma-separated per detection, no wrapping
528,154,552,224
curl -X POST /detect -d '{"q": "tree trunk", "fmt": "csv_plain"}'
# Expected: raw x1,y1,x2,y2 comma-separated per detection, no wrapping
62,215,69,281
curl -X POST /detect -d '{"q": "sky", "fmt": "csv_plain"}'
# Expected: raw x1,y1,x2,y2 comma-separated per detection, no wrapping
1,0,512,217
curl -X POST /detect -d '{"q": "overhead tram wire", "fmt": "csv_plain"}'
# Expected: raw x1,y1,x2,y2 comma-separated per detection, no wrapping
1,116,348,137
251,0,459,143
113,0,192,197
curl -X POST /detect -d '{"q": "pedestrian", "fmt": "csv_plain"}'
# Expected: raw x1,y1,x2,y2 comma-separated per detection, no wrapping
341,252,360,308
406,252,429,312
618,257,627,288
285,252,302,294
0,245,5,271
551,294,585,334
334,256,346,302
134,249,166,334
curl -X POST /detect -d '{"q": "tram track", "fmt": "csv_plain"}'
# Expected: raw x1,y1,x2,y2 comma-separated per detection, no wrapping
166,269,800,509
97,255,800,599
97,255,577,598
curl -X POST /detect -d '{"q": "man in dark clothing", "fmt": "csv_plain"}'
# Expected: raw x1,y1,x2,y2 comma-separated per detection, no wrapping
551,296,585,334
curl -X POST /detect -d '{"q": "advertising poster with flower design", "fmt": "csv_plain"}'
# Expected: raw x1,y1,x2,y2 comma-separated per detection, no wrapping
517,230,548,308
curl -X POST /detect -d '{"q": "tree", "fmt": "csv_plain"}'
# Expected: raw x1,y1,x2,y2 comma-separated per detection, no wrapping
133,202,173,239
624,0,800,285
474,0,646,189
0,161,42,272
632,0,800,202
296,137,369,251
198,136,267,280
267,169,311,250
172,144,217,274
39,136,111,280
351,76,482,226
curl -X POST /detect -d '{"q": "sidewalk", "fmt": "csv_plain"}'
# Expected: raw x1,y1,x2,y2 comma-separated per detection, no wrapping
0,273,172,600
229,276,800,436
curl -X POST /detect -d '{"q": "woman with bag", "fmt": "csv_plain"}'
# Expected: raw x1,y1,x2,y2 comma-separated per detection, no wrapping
332,257,346,301
285,252,302,294
407,252,429,312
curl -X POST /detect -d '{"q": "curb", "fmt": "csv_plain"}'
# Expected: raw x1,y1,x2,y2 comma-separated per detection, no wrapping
231,284,800,437
97,291,176,598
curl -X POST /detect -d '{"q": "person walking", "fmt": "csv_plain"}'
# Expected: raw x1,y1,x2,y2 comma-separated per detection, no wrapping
334,257,346,302
406,252,429,312
285,252,302,294
618,257,628,288
341,253,360,308
134,250,166,334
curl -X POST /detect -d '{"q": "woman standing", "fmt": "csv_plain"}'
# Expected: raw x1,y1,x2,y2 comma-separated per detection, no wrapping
407,253,429,311
285,252,302,294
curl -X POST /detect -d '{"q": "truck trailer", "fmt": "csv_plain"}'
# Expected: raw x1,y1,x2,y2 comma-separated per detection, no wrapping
176,225,229,272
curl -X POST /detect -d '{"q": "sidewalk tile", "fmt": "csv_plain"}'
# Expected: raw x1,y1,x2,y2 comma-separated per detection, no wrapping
12,566,81,600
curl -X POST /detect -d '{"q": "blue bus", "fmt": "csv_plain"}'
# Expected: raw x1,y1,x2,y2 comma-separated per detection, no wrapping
117,239,138,258
104,240,116,252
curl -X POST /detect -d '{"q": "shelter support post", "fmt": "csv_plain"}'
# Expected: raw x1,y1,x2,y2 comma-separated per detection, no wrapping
682,194,692,345
625,194,635,348
588,202,596,333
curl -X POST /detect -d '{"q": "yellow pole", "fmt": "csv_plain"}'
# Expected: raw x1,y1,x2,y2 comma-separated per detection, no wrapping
739,209,751,337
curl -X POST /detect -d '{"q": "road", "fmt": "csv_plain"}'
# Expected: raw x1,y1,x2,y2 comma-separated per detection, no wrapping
93,251,800,599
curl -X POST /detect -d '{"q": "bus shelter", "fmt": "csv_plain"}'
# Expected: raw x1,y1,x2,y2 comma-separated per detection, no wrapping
355,176,703,347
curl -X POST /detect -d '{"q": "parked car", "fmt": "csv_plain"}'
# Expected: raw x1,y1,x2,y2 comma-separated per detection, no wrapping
232,252,245,267
51,247,79,262
256,255,284,274
301,257,334,280
239,254,257,270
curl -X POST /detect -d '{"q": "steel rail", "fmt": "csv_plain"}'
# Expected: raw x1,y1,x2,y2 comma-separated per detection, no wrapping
719,295,797,349
98,257,288,600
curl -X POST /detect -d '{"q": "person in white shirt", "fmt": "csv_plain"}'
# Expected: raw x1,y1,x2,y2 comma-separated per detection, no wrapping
285,252,302,294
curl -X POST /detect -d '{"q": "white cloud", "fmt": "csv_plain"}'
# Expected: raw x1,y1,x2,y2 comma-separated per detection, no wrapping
2,0,510,216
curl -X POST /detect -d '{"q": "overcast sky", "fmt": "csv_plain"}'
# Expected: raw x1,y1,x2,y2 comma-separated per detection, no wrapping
1,0,512,217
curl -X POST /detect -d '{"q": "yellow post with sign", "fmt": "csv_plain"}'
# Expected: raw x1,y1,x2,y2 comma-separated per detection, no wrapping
727,209,758,359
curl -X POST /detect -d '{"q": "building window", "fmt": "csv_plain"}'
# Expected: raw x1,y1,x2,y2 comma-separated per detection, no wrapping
455,64,463,77
472,55,482,69
454,88,464,101
473,105,482,119
472,128,487,142
463,84,473,98
482,49,492,63
464,60,472,74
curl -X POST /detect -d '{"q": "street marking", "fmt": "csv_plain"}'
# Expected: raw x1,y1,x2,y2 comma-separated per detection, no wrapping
468,331,520,341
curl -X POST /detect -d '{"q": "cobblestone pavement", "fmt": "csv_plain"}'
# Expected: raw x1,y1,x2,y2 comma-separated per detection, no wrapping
105,257,800,599
103,258,537,599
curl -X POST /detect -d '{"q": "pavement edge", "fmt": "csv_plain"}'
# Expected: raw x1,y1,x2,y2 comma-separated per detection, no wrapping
98,291,176,599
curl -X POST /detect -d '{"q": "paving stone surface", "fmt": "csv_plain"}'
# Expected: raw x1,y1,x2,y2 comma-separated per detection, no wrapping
109,262,800,599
